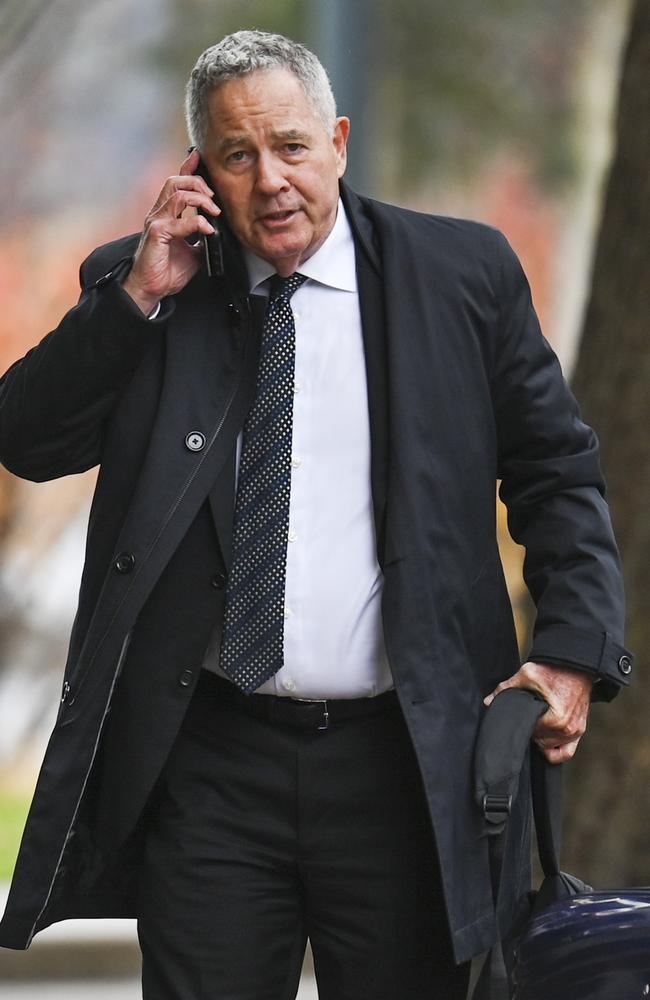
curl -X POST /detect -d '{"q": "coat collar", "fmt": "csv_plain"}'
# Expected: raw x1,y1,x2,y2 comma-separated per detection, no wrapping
340,180,382,275
339,182,389,570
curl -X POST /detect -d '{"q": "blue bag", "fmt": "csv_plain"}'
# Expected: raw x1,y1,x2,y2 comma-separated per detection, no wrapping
471,689,650,998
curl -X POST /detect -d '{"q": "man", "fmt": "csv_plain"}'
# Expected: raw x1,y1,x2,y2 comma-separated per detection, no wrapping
0,29,632,1000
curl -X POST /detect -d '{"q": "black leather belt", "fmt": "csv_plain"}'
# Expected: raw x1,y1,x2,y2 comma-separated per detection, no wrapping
197,669,398,732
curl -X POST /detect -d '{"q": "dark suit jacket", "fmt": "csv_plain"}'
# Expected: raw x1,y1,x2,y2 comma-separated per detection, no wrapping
0,184,631,961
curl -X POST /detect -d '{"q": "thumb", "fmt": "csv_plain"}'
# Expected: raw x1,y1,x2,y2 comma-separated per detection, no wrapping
483,672,525,707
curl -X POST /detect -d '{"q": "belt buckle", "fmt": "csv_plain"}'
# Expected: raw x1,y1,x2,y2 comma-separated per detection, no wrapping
291,696,329,730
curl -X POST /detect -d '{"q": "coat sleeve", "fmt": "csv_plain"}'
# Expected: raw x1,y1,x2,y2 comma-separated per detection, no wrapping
0,248,173,483
490,230,632,700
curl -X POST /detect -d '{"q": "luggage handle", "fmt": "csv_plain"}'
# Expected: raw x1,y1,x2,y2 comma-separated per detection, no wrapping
469,688,592,1000
474,687,563,879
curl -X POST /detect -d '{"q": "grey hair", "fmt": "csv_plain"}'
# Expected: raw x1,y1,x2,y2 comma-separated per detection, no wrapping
185,30,337,150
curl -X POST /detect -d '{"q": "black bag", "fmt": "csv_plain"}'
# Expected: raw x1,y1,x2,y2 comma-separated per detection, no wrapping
472,688,592,997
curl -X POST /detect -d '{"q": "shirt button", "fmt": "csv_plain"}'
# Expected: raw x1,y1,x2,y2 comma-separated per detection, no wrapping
291,456,301,468
283,678,296,692
293,311,301,322
211,570,228,589
178,669,194,688
293,381,301,394
288,530,297,542
284,606,292,619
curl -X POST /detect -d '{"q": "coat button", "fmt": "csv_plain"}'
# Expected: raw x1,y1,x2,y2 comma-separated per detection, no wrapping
178,669,194,688
114,552,135,574
228,302,242,324
61,680,75,706
185,431,206,452
211,570,227,589
618,655,632,676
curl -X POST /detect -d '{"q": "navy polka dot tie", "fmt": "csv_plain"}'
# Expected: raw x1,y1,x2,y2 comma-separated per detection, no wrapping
219,272,307,694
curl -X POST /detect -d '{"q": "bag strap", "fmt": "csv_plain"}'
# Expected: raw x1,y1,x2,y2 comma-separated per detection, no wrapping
467,692,564,1000
474,689,564,902
488,745,564,902
530,744,563,877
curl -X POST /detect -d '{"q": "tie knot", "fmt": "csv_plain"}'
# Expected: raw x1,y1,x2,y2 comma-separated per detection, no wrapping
269,272,307,304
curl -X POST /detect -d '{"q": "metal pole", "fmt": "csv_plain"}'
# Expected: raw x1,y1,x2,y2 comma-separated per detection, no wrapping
306,0,379,196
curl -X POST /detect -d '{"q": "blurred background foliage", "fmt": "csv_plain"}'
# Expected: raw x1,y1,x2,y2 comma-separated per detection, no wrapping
0,0,647,890
157,0,596,191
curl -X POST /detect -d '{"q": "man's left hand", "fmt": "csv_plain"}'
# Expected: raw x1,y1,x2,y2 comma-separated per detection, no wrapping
484,661,594,764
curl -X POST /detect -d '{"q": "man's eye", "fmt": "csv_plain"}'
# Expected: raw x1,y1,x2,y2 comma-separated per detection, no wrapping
228,150,248,162
285,143,305,153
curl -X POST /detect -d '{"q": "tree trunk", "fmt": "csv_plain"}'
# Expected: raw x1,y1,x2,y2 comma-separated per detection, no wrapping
564,0,650,886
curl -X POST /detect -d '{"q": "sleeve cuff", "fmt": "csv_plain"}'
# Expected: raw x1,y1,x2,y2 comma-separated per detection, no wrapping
528,624,633,701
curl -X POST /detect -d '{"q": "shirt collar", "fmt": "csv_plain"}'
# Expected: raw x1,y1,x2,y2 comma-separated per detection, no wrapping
244,199,357,295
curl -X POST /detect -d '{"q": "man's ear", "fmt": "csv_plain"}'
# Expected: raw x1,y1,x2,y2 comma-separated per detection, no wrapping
333,117,350,178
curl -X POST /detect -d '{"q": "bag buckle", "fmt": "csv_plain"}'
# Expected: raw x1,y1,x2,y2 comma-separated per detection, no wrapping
482,793,512,824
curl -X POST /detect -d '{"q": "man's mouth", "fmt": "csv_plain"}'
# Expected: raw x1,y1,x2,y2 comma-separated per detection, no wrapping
259,209,298,227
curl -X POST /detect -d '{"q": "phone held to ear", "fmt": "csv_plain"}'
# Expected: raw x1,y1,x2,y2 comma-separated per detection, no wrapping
191,150,224,277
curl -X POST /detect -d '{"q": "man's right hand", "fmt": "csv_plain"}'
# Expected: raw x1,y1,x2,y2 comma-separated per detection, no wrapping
121,148,222,316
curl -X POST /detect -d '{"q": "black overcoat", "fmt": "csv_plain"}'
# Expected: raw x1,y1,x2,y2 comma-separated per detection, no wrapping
0,185,631,962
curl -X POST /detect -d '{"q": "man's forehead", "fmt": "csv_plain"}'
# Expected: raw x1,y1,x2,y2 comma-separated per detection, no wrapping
206,68,321,129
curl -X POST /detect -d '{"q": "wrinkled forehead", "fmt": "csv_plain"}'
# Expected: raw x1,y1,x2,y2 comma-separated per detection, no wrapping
205,67,326,140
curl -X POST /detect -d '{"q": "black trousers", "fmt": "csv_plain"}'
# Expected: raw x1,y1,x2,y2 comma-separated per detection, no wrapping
137,670,470,1000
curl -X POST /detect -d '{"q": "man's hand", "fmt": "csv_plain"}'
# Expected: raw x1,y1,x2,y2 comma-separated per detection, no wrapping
121,148,222,316
484,661,593,764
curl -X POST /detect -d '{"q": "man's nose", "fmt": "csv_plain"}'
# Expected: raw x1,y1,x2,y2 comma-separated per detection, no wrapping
254,152,290,195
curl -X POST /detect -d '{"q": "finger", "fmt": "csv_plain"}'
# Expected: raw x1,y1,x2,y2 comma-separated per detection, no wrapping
147,214,215,245
154,173,214,212
534,711,586,744
483,675,522,706
180,147,200,175
168,175,215,200
534,722,581,749
147,176,207,216
484,680,510,706
157,189,221,220
537,737,580,764
172,214,216,238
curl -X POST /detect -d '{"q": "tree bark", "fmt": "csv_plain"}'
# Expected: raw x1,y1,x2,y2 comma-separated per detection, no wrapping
564,0,650,885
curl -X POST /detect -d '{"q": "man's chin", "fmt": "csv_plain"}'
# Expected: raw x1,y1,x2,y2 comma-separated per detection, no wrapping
249,236,312,271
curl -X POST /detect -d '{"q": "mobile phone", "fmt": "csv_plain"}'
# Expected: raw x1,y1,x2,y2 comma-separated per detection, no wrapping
191,149,224,277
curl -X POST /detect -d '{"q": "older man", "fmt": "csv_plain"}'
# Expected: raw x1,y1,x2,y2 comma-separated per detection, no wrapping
0,29,631,1000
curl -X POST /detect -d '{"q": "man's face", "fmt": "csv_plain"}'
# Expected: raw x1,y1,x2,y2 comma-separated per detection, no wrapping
201,68,349,277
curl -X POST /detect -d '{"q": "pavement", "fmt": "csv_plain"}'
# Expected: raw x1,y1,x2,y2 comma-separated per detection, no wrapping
2,980,319,1000
0,885,318,997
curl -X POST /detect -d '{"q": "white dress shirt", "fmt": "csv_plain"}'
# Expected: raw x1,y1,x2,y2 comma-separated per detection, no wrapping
203,202,393,698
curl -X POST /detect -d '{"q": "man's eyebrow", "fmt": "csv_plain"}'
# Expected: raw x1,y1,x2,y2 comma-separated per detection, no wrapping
218,135,250,151
271,128,311,142
217,128,312,152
